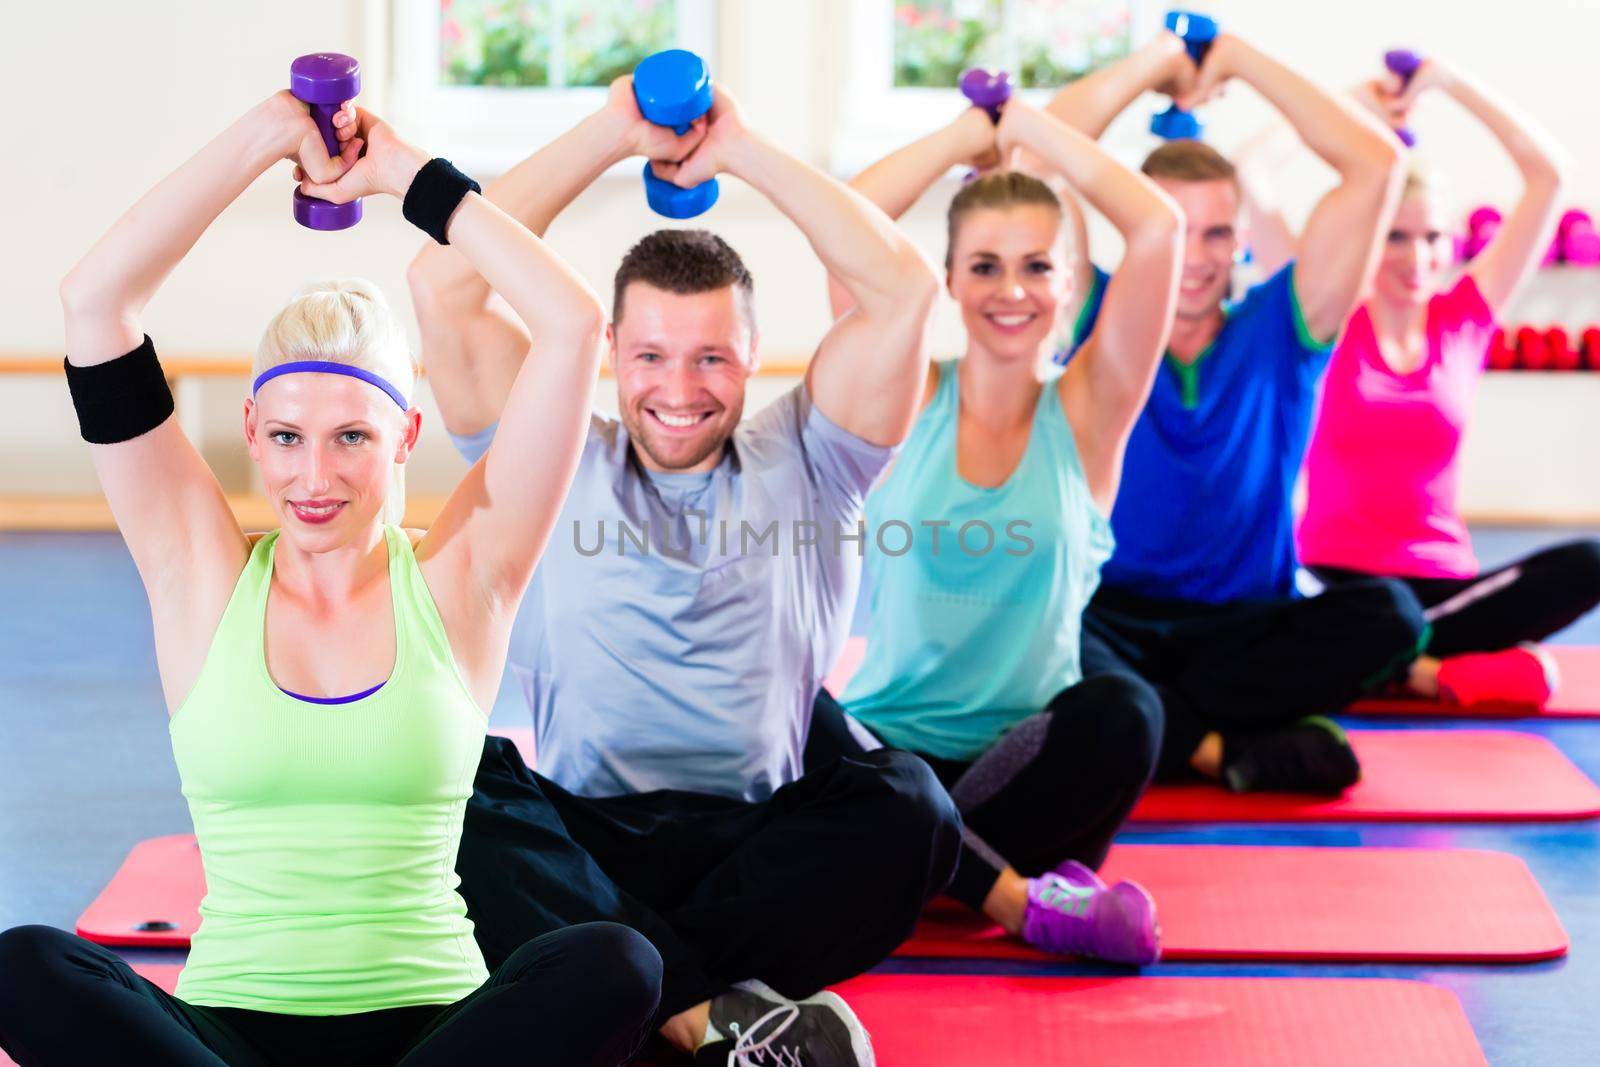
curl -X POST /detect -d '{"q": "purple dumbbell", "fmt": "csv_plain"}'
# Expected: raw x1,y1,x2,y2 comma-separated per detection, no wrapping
959,67,1014,124
1383,49,1422,148
290,52,362,231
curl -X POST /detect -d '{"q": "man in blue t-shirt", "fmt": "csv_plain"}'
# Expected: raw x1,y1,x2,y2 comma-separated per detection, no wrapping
1048,30,1433,795
409,81,958,1064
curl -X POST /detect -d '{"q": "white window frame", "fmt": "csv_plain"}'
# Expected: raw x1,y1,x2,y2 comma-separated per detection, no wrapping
830,0,1157,176
391,0,716,176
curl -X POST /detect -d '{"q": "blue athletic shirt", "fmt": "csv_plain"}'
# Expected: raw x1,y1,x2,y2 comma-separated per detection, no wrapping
1052,266,1107,368
451,385,892,802
1072,263,1333,603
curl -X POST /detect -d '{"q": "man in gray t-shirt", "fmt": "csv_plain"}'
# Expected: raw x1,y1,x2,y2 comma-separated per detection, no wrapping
450,384,889,802
411,78,959,1063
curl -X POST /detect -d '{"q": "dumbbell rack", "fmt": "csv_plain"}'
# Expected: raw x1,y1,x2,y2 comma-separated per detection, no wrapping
1459,261,1600,521
1495,267,1600,372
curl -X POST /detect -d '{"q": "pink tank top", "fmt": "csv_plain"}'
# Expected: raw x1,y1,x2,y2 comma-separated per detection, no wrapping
1297,275,1495,579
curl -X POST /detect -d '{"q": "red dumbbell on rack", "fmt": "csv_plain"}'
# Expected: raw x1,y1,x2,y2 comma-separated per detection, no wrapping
1487,328,1517,370
1516,326,1550,370
1547,327,1581,371
1581,327,1600,371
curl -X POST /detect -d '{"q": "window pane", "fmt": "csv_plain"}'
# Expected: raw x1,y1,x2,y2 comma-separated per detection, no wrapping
564,1,678,86
892,0,1134,89
439,0,677,89
440,1,553,87
1013,0,1132,89
894,1,1003,88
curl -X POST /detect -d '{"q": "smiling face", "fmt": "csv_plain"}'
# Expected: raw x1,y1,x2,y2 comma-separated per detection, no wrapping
245,373,419,550
611,281,755,473
1374,189,1454,308
947,204,1071,362
1153,176,1242,320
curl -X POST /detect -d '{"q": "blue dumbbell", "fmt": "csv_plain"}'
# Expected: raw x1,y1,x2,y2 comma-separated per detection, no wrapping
632,49,719,219
1150,10,1219,141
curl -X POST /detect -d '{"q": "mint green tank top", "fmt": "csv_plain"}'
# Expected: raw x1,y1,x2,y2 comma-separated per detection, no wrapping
842,361,1114,761
169,525,490,1015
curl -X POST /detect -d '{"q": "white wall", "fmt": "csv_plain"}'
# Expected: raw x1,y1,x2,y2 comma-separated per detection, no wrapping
4,0,1598,512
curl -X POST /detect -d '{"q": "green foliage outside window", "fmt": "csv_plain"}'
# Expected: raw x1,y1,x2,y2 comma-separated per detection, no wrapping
894,0,1132,89
439,0,676,88
894,2,994,88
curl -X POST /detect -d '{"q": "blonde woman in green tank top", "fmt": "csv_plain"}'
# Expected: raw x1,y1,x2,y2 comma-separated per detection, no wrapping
0,86,668,1066
809,75,1189,963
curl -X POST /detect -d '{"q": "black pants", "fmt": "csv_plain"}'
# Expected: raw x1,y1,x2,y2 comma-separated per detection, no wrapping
807,674,1162,911
0,923,659,1067
1310,538,1600,659
455,737,960,1025
1081,579,1428,779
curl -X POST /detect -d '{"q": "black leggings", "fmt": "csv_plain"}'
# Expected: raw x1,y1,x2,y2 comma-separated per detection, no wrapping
0,923,660,1067
1082,578,1428,779
806,673,1163,912
455,738,960,1025
1310,538,1600,659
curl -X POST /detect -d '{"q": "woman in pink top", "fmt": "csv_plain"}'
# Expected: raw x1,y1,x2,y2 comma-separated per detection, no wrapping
1253,57,1598,708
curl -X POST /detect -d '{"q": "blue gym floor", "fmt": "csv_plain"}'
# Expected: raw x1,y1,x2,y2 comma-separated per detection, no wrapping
3,527,1597,1065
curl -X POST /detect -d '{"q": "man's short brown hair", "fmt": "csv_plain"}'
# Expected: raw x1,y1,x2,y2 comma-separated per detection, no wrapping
612,229,755,325
1140,140,1239,188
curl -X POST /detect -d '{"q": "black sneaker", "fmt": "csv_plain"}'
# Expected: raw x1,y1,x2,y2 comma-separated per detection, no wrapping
1222,716,1361,796
693,980,874,1066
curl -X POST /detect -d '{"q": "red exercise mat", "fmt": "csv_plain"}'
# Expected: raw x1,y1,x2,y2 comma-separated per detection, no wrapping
1351,646,1600,719
832,639,1600,721
1133,730,1600,823
897,844,1567,962
828,975,1486,1067
3,970,1486,1067
76,834,202,947
0,964,180,1067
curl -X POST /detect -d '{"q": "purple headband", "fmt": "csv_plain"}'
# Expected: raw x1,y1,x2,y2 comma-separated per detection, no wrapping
252,361,410,412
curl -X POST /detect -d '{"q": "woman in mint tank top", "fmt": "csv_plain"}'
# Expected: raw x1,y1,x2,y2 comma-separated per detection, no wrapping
807,90,1183,964
0,89,660,1066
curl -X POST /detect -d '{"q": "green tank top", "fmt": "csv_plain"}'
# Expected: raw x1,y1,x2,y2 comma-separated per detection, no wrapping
842,361,1114,761
170,525,490,1015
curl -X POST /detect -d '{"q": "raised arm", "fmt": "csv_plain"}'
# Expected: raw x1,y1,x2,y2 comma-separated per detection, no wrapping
58,93,353,622
825,106,997,318
1185,35,1405,342
1232,117,1302,281
407,80,703,436
1044,31,1196,141
1400,60,1569,316
999,99,1183,510
657,88,940,446
302,114,606,611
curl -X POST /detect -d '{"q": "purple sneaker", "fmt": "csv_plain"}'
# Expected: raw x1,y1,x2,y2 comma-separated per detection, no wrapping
1051,858,1106,891
1020,874,1161,965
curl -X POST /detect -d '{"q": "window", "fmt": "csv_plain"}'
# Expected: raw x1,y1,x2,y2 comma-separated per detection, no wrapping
894,0,1133,89
439,0,681,88
393,0,716,174
833,0,1149,174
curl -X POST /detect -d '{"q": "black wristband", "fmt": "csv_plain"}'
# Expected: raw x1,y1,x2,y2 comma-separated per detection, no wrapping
403,158,481,245
63,336,175,445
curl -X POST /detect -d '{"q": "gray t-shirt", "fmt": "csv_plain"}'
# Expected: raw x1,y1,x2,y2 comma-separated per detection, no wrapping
451,384,892,801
